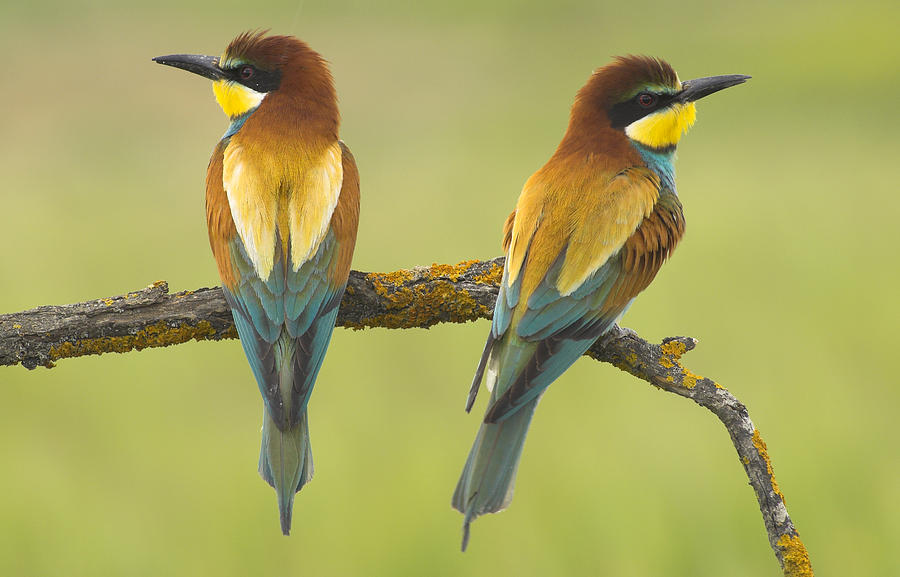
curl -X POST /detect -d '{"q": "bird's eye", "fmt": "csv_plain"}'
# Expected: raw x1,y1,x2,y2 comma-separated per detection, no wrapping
638,93,656,108
239,65,255,80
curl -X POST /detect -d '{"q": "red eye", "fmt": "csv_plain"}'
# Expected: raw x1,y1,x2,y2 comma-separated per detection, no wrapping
638,93,655,107
239,65,254,80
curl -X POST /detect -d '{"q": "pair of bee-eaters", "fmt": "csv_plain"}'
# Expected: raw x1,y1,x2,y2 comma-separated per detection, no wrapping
154,31,748,548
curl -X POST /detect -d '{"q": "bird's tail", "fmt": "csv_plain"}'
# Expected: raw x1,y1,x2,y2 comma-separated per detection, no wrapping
258,407,314,535
451,395,539,551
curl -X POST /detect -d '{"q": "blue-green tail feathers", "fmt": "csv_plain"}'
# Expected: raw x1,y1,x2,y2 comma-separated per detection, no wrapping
259,408,314,535
453,395,539,551
455,300,616,549
454,333,538,551
224,233,345,535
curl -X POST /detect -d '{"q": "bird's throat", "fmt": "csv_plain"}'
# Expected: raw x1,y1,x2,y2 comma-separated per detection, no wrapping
625,102,696,150
213,79,266,119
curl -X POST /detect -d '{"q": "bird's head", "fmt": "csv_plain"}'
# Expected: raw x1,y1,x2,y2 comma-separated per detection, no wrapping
153,31,336,122
571,56,749,152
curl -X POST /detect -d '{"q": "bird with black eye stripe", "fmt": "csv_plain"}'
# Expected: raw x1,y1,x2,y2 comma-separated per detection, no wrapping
453,55,749,550
154,31,360,536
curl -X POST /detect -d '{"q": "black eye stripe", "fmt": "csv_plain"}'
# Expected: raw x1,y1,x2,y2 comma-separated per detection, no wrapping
225,65,283,93
608,91,677,129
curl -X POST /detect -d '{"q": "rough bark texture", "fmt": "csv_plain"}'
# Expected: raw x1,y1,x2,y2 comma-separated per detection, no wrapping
0,258,505,369
0,257,812,576
587,330,813,576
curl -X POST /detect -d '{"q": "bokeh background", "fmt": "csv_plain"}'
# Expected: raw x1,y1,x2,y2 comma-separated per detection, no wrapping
1,1,897,575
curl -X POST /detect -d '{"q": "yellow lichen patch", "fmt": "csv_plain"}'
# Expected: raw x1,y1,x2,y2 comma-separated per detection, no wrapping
366,269,415,295
777,534,814,577
660,340,687,357
426,260,480,282
13,323,21,329
347,277,491,330
683,371,699,388
366,260,501,298
473,261,504,286
103,298,115,306
658,340,712,389
751,429,785,503
49,321,221,362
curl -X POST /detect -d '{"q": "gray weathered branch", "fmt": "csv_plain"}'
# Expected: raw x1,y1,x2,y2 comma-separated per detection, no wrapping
0,257,812,576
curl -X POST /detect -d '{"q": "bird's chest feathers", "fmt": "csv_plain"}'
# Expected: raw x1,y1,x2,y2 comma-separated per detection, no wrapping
221,138,343,280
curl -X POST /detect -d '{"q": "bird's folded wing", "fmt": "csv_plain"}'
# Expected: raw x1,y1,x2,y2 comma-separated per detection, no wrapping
207,139,358,424
480,167,675,422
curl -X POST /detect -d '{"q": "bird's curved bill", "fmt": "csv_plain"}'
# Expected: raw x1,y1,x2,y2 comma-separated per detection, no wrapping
153,54,225,81
678,74,750,103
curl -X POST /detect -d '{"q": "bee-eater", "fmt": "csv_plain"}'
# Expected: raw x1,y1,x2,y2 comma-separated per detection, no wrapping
453,56,748,550
154,31,359,535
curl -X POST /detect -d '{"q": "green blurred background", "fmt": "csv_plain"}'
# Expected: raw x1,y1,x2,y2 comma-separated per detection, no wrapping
1,0,897,575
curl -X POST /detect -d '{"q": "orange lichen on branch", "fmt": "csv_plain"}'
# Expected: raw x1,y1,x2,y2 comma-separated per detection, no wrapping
425,259,482,282
353,279,490,330
48,321,221,362
366,269,415,293
348,260,500,330
659,339,712,389
472,260,504,285
752,428,785,502
777,534,814,577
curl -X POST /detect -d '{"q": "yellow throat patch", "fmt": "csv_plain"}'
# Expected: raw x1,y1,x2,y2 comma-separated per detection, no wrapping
213,80,266,118
625,102,697,149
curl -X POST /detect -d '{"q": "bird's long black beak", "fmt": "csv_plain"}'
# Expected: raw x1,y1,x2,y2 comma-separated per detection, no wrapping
678,74,750,103
152,54,225,81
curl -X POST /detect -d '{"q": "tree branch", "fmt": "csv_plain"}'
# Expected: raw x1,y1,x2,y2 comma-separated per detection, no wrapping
0,257,812,576
587,330,813,576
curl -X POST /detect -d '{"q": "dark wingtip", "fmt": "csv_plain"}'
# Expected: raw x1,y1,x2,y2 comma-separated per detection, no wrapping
466,332,495,412
464,389,477,413
461,520,471,552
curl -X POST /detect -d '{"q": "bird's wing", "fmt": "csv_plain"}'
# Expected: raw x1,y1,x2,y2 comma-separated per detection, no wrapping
475,166,684,423
219,134,344,281
464,206,532,411
207,139,359,425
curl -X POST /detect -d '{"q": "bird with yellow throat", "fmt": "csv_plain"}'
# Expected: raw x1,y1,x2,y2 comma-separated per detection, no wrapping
453,56,748,550
154,32,359,535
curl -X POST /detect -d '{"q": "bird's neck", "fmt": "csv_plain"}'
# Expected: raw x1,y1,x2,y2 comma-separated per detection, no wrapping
553,112,678,190
221,92,340,147
223,110,254,139
630,141,677,191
